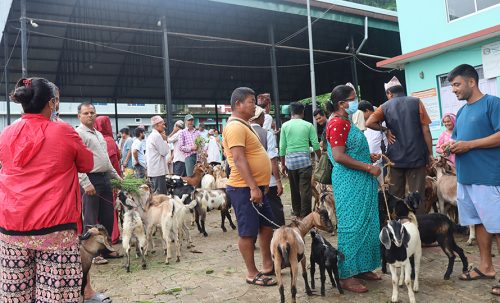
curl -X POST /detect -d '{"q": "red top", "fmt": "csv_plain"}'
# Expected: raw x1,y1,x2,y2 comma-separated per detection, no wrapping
95,116,122,177
0,114,94,235
326,117,351,148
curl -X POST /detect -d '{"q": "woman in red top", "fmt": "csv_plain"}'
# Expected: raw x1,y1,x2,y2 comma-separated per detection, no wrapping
0,77,94,302
95,116,122,244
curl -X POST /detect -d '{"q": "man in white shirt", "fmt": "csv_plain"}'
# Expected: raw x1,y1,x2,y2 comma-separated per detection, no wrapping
146,116,170,194
359,100,387,184
257,93,274,131
250,106,285,226
168,120,186,176
198,122,209,140
131,128,147,178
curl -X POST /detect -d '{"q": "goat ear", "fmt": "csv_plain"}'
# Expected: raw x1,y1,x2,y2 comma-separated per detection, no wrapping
97,236,115,252
379,227,392,250
402,227,411,248
79,230,91,241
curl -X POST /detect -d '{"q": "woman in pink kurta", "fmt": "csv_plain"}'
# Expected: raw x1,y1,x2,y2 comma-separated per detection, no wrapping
435,113,456,165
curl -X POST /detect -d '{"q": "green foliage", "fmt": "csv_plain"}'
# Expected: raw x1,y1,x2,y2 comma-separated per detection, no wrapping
111,175,145,194
194,136,205,149
298,92,331,112
344,0,397,11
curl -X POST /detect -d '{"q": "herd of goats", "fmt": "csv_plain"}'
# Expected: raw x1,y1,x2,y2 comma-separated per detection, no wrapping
78,155,469,303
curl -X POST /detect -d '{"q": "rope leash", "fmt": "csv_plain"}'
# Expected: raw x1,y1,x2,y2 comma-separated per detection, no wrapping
251,202,281,229
379,154,395,221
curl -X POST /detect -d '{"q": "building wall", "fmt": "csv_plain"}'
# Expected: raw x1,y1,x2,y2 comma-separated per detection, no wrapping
396,0,500,53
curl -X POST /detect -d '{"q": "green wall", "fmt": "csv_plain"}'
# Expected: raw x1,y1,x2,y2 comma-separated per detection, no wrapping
395,0,500,53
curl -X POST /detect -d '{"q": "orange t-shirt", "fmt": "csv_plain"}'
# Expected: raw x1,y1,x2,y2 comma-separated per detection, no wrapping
222,119,271,188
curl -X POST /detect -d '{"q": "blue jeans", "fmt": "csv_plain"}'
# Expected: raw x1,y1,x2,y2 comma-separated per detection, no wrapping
184,154,197,177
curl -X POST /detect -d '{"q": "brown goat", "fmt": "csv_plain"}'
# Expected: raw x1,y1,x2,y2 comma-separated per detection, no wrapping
182,163,205,187
271,208,334,303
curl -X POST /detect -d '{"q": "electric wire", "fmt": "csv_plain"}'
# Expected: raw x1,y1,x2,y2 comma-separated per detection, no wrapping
354,55,397,73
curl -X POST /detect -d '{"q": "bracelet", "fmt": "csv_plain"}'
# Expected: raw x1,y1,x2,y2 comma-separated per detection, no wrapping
366,165,372,172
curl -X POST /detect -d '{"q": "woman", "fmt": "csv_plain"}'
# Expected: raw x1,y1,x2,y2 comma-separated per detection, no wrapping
0,77,94,301
95,116,123,245
435,113,456,165
325,84,382,293
206,129,222,166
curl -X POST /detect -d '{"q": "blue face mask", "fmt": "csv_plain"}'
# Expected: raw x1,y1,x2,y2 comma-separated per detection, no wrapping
345,98,359,115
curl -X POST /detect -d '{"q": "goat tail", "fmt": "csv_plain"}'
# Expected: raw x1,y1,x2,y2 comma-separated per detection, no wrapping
408,212,418,227
278,242,291,268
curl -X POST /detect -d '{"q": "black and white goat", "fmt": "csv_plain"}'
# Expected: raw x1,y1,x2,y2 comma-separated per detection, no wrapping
380,218,421,303
192,188,236,236
309,230,343,296
117,191,147,273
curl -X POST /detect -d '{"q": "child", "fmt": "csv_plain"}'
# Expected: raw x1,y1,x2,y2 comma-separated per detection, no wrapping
435,113,456,165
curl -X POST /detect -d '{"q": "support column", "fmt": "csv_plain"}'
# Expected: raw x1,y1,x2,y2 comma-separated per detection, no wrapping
268,24,281,129
214,98,219,131
20,0,28,78
3,30,10,125
350,36,359,93
306,0,317,127
161,16,173,133
114,98,119,136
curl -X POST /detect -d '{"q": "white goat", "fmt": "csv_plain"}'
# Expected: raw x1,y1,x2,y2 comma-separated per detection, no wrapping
201,174,216,189
161,194,196,264
380,216,422,303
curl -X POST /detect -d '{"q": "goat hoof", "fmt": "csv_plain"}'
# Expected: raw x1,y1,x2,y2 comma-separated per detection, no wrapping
176,258,180,263
203,232,208,237
126,268,130,273
231,225,236,230
443,275,450,280
142,264,147,269
222,228,227,232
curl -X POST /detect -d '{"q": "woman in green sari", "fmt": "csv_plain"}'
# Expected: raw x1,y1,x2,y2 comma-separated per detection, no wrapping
326,84,382,293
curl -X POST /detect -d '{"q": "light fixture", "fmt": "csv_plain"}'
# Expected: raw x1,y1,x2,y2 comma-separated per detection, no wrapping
419,71,424,79
156,20,162,27
29,19,39,28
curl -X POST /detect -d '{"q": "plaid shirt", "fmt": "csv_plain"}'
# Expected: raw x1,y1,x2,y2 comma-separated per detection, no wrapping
179,128,200,157
285,152,311,170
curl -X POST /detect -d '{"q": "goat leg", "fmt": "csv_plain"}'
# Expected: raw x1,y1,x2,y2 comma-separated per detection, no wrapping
389,264,399,303
309,256,316,289
405,262,416,303
226,210,237,230
274,255,285,303
329,265,343,294
220,210,227,232
200,209,208,237
319,263,326,296
301,257,313,296
453,241,469,275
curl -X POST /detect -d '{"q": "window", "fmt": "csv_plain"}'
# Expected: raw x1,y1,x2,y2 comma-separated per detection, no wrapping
446,0,500,21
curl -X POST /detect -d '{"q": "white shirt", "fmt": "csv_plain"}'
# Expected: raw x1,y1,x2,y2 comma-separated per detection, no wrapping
206,136,222,164
263,114,273,131
199,129,209,140
146,129,170,177
131,138,147,168
168,131,186,163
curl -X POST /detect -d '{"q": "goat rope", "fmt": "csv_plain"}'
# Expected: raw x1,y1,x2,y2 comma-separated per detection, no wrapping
379,154,394,221
251,203,282,229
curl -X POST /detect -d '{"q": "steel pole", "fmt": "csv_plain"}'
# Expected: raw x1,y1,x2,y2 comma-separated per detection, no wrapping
306,0,317,127
268,24,281,129
20,0,28,78
350,36,359,93
114,98,119,136
3,30,10,125
161,16,173,133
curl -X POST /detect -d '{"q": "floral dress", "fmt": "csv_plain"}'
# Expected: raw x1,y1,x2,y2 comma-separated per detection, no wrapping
326,116,380,278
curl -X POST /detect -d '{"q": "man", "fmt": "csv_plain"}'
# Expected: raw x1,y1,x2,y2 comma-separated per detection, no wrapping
223,87,276,286
257,93,274,131
444,64,500,296
359,100,387,184
198,122,209,140
250,105,285,226
76,102,122,255
146,116,170,195
313,108,328,149
131,127,147,178
119,128,134,175
366,76,433,213
168,120,187,176
179,114,200,176
280,102,321,218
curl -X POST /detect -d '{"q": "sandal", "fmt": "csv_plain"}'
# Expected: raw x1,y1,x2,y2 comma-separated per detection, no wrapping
355,272,382,281
92,256,108,265
84,292,112,303
459,267,496,281
492,281,500,296
246,272,277,287
340,277,368,293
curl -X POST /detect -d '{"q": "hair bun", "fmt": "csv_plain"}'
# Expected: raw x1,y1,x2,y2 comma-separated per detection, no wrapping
11,86,34,105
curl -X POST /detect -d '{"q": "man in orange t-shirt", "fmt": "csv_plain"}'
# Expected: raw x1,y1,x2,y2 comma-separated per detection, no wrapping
222,87,276,287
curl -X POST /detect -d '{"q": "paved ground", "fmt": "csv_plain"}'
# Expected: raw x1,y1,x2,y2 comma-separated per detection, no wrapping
90,181,500,303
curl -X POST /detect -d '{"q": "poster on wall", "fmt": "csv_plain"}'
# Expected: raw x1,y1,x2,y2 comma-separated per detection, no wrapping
411,88,441,132
482,41,500,79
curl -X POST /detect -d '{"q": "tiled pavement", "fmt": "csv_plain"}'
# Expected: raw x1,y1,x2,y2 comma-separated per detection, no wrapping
91,190,500,303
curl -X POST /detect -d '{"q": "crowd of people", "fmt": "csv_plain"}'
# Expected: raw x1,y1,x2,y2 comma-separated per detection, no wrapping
0,63,498,302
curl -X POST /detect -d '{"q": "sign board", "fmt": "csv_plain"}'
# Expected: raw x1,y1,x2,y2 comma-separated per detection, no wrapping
482,41,500,79
411,88,441,132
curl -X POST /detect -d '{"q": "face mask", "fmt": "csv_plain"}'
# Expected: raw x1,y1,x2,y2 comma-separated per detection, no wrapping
345,98,359,115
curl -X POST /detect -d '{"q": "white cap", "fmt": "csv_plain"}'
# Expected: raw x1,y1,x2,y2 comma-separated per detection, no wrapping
384,76,402,91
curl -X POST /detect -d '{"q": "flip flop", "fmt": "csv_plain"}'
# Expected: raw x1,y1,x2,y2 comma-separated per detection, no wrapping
246,272,277,287
355,272,382,281
459,267,496,281
92,256,109,265
340,278,368,293
84,292,112,303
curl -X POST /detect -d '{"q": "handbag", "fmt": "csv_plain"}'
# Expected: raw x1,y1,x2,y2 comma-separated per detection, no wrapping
314,128,332,184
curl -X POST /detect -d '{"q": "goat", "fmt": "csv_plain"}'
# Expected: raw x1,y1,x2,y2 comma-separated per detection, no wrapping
380,218,421,303
271,208,334,303
192,189,236,235
213,164,227,189
79,225,115,298
201,174,216,189
309,230,344,296
117,191,147,273
433,157,475,245
181,163,205,187
318,191,337,235
161,194,196,264
391,192,469,280
424,176,438,213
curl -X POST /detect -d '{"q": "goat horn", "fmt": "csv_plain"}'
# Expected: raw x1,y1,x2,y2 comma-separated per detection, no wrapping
79,230,91,241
